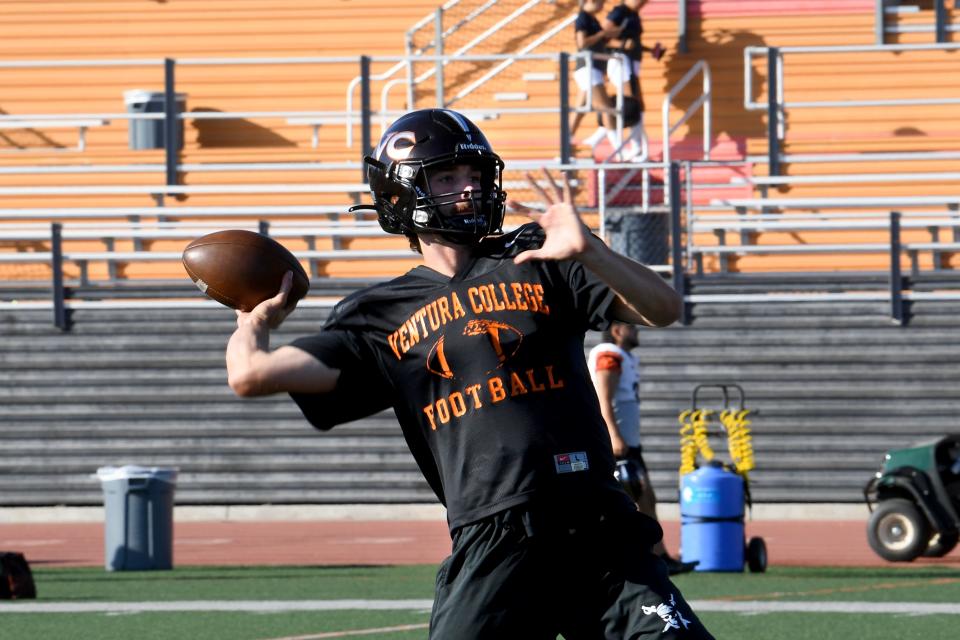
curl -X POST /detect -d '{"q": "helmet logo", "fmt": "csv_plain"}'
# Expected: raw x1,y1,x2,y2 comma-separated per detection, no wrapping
377,130,417,161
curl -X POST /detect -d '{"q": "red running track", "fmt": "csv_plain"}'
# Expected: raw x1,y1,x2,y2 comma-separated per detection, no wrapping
2,519,958,569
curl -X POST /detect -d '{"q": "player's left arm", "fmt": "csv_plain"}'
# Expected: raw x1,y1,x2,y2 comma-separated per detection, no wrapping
507,169,681,327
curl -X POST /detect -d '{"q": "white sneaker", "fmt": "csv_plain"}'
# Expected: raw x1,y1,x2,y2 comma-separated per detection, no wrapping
624,142,644,161
580,127,607,147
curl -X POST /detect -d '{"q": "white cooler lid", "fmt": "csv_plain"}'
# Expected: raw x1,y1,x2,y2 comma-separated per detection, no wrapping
95,465,178,483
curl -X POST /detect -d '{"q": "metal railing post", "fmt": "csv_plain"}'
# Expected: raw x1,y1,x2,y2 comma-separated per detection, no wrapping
360,55,372,182
404,32,416,110
598,167,607,240
889,210,904,325
661,60,711,206
766,48,781,176
669,162,689,325
875,0,886,45
435,9,445,107
51,222,68,331
935,0,947,43
163,58,178,188
559,52,571,165
678,0,688,54
684,160,694,271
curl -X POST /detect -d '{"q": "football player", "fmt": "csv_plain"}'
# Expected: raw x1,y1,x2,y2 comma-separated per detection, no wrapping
226,109,714,639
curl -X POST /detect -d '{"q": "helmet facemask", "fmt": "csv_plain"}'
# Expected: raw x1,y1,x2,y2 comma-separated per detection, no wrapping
409,155,505,243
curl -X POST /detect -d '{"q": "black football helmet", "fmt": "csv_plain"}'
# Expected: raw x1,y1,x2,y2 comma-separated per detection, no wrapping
357,109,506,243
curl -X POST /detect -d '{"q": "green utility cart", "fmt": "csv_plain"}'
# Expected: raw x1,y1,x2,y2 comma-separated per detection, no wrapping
863,434,960,562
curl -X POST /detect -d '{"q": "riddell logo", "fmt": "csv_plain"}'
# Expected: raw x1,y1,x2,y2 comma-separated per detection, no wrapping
426,319,523,379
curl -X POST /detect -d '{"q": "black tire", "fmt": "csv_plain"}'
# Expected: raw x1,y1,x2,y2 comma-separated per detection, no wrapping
866,498,931,562
746,536,767,573
922,530,959,558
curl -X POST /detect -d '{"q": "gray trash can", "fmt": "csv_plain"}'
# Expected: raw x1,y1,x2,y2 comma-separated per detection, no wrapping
96,465,177,571
123,90,186,150
609,210,670,266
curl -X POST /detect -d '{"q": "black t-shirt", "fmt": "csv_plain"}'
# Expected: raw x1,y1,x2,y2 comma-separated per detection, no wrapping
574,11,606,71
290,224,632,531
607,4,643,62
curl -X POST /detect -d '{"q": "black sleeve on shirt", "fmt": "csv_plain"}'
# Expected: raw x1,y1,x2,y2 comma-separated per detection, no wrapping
575,12,587,32
287,330,392,431
556,253,618,333
606,5,625,26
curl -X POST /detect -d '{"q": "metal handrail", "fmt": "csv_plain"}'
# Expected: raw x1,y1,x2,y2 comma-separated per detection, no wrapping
661,60,712,206
347,52,559,148
385,0,548,111
406,0,465,54
0,206,351,220
403,1,498,108
447,12,575,106
692,216,960,232
877,0,958,43
743,43,960,171
711,195,960,209
744,42,960,110
746,150,960,164
735,171,960,186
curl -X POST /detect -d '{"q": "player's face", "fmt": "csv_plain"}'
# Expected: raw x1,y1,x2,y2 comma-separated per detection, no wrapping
427,164,483,217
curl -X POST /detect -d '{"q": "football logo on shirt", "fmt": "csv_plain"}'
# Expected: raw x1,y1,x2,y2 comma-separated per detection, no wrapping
426,319,523,379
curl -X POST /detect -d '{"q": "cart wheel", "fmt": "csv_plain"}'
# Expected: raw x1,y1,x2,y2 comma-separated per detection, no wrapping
746,537,767,573
922,530,959,558
866,498,930,562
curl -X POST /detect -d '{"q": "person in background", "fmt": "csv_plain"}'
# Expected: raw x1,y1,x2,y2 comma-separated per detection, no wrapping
603,0,665,160
588,320,698,575
570,0,622,148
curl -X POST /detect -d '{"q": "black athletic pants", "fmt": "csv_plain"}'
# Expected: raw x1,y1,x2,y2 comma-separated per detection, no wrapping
429,503,715,639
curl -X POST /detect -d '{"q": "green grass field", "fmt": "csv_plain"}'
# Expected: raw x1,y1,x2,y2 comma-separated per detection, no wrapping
2,564,959,639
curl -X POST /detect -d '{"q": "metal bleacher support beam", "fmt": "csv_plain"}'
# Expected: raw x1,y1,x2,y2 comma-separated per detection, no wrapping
709,195,960,211
936,0,948,43
890,210,904,324
875,0,885,44
766,47,781,177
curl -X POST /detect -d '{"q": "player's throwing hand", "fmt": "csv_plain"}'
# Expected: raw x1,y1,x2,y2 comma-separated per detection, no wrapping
236,270,294,330
507,168,592,265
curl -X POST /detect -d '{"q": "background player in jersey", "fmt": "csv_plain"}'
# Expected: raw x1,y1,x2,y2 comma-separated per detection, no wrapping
226,109,715,638
589,320,697,575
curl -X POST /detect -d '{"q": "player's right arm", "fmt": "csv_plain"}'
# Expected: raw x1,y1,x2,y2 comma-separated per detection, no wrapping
226,271,340,397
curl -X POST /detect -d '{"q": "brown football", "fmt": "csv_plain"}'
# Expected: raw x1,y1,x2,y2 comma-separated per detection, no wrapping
182,229,310,312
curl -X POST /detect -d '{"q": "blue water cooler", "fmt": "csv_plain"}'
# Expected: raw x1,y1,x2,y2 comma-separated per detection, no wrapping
680,461,745,571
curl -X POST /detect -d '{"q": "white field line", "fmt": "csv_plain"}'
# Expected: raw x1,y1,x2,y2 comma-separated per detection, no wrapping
261,624,429,640
693,600,960,615
1,599,960,615
0,600,434,613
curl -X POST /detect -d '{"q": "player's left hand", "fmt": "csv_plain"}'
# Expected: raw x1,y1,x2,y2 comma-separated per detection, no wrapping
507,168,593,265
